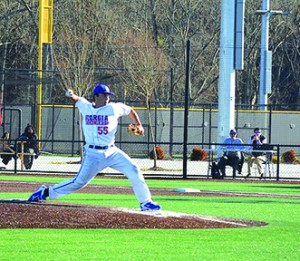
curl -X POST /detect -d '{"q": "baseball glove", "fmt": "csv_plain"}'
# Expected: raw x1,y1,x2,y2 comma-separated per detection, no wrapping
127,124,144,136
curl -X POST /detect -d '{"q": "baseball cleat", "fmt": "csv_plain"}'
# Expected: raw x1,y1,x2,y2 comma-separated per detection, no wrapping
140,201,161,211
28,185,47,202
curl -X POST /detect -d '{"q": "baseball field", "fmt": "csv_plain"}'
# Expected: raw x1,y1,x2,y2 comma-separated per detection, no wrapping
0,174,299,260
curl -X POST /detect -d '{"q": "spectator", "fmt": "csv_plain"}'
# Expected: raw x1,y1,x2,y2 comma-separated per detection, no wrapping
18,124,40,169
217,129,244,178
245,128,267,179
0,132,13,167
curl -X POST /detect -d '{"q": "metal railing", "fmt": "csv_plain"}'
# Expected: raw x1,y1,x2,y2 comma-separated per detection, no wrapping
0,139,299,181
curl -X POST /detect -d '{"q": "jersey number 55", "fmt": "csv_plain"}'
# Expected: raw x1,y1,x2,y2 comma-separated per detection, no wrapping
98,126,108,135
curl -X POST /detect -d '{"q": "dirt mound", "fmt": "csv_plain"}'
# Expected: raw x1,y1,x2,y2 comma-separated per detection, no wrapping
0,179,272,229
0,200,266,229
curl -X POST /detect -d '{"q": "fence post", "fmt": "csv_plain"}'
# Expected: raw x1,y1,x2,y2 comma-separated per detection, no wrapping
71,104,76,156
276,144,280,181
169,68,174,159
14,139,17,174
51,105,55,153
183,40,191,179
268,105,272,142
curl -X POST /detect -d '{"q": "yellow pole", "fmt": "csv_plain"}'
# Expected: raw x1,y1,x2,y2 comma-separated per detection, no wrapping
37,5,43,144
37,0,53,144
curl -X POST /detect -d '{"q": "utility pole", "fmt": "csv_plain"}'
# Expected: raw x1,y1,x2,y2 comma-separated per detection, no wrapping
256,0,288,110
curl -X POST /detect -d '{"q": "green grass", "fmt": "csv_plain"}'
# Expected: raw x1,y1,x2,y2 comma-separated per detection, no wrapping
2,175,299,196
0,175,300,260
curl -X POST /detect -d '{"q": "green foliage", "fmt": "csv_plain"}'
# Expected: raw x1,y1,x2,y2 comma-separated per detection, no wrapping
157,35,165,48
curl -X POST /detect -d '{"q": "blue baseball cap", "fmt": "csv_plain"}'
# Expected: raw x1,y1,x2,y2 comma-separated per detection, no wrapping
230,129,237,134
93,84,114,96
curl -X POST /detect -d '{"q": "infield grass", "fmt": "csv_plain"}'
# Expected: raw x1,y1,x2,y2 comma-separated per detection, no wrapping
0,175,299,261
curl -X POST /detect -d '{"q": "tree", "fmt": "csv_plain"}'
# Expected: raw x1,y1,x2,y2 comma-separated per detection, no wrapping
113,32,169,168
51,0,118,159
1,0,300,108
151,0,222,102
0,1,39,104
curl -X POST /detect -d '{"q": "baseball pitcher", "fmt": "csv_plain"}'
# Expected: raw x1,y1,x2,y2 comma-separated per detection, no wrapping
28,84,161,211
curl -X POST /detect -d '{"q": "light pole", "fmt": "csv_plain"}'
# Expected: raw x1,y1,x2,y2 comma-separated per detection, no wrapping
218,0,236,146
256,0,288,110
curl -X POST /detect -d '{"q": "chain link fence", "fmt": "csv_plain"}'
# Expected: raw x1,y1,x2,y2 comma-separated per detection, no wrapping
1,68,300,180
1,139,300,181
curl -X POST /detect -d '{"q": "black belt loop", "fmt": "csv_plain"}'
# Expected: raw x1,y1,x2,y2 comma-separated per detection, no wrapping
89,145,114,150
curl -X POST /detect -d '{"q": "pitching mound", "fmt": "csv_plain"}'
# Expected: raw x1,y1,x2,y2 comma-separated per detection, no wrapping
0,200,266,229
0,179,279,229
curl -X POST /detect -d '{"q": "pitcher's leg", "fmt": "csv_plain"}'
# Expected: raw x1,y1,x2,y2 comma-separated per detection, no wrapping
109,148,151,203
49,152,106,199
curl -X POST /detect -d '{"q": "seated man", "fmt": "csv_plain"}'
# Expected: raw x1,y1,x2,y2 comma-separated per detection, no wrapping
245,127,267,179
17,124,40,170
217,129,244,178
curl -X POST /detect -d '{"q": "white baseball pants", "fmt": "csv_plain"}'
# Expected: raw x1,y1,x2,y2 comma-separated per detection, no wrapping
49,146,152,204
